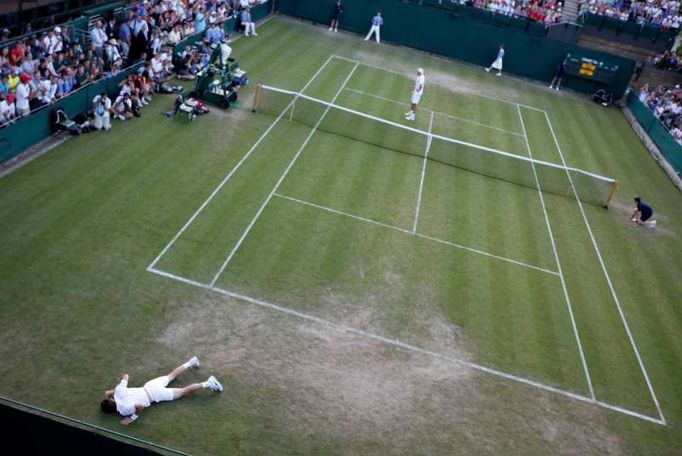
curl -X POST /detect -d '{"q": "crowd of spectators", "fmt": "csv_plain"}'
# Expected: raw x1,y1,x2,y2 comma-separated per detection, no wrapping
638,83,682,144
1,0,267,127
651,49,682,70
578,0,682,28
450,0,565,24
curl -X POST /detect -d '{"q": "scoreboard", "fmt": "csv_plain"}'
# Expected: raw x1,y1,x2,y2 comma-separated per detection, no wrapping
563,53,620,84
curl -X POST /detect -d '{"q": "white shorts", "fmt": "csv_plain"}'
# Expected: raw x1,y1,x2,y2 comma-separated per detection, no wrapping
411,91,422,104
143,376,174,403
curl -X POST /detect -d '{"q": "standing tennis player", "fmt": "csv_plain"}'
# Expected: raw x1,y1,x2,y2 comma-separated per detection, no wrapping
405,68,425,121
100,356,223,425
329,1,343,33
485,44,505,76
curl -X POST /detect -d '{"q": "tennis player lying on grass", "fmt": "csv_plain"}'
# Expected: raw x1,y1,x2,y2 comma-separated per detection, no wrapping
100,356,223,425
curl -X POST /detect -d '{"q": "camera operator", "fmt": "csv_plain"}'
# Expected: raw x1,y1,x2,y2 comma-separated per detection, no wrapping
92,91,112,130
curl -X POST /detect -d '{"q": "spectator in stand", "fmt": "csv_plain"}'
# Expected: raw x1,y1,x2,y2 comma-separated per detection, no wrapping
167,24,183,46
0,73,8,95
195,6,208,34
119,17,133,61
0,93,16,125
9,40,25,67
8,68,20,92
206,23,224,43
57,68,75,98
91,20,108,59
0,47,9,67
106,16,119,41
21,52,37,76
105,39,122,70
15,73,32,116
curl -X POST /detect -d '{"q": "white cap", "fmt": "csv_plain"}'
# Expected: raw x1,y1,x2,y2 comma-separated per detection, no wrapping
54,26,61,33
417,68,424,74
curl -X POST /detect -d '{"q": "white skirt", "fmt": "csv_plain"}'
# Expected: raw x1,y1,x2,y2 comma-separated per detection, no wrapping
491,57,503,70
411,91,423,104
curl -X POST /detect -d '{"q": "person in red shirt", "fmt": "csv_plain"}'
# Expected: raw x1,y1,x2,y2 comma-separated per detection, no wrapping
9,40,26,67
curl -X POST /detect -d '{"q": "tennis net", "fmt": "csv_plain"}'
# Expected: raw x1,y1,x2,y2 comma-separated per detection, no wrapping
252,84,619,207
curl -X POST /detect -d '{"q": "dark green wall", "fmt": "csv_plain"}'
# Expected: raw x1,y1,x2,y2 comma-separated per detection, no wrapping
276,0,635,98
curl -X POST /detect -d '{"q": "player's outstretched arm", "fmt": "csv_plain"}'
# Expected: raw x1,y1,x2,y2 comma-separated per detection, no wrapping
121,404,145,426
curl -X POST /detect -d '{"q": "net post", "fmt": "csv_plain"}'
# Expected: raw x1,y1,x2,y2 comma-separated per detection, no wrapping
603,181,619,209
251,84,262,112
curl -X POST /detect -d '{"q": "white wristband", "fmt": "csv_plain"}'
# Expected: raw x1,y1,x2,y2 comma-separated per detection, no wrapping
130,414,138,422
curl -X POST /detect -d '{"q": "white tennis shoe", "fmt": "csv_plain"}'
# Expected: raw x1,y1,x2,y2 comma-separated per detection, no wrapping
206,376,223,392
188,356,200,368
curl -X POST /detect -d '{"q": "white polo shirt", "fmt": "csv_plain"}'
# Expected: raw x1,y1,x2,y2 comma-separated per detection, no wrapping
15,82,31,110
414,74,425,95
114,378,150,417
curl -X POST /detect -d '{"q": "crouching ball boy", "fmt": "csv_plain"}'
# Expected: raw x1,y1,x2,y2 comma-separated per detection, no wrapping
631,196,656,228
100,356,223,425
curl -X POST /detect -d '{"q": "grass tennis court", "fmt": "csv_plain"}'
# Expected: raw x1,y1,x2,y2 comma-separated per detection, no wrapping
1,16,681,454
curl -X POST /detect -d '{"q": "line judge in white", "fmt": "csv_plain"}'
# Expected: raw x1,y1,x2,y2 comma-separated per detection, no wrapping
485,44,505,76
364,12,383,44
405,68,425,121
100,356,223,425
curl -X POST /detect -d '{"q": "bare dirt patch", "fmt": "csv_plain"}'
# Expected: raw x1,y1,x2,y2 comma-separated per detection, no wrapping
156,290,626,454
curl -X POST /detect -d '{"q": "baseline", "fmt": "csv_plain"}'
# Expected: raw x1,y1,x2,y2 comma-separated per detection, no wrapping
146,266,665,426
543,112,666,425
146,55,336,272
274,192,559,277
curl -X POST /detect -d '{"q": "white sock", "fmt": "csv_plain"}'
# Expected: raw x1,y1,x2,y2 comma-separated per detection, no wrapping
202,381,210,388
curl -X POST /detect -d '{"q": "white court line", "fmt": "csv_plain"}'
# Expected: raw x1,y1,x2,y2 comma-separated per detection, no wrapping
343,87,525,137
146,55,336,272
209,63,360,286
412,111,434,234
146,266,665,426
543,112,666,425
274,193,559,277
330,54,546,112
517,105,595,401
